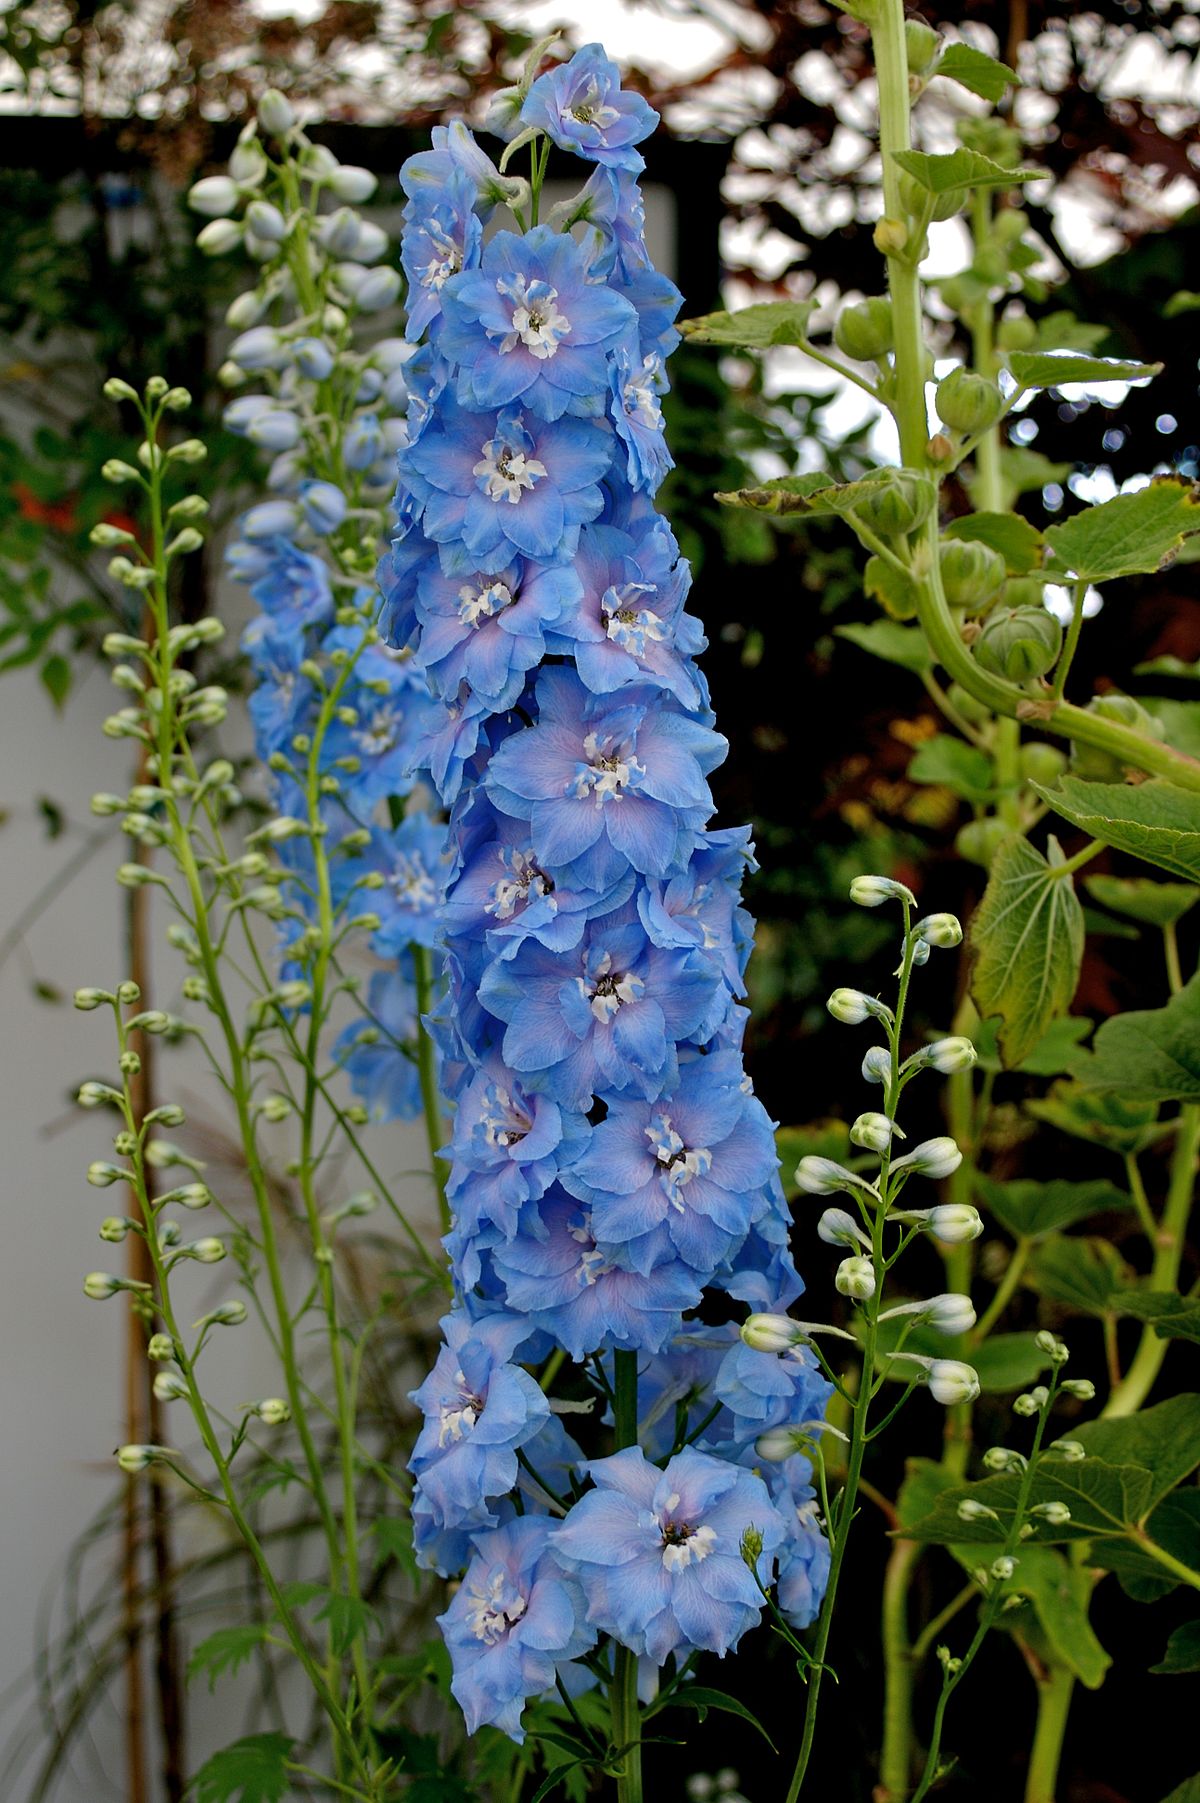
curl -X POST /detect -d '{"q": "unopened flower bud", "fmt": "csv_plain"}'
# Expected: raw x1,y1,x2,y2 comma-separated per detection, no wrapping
328,164,378,203
935,368,1004,435
197,1300,247,1329
1013,1386,1049,1417
834,299,895,363
84,1271,123,1299
848,873,915,908
975,607,1062,683
1062,1378,1096,1401
188,175,240,218
1050,1439,1086,1462
146,1333,175,1361
928,1359,981,1405
991,1555,1017,1582
874,216,909,257
957,1498,999,1522
927,1205,984,1244
153,1371,189,1402
922,1037,977,1075
795,1156,872,1197
75,987,113,1011
99,1216,134,1242
740,1525,765,1566
982,1446,1025,1473
1035,1330,1069,1364
755,1427,808,1461
836,1256,876,1300
196,219,243,256
905,17,942,74
257,88,295,136
182,1237,226,1264
117,1444,173,1473
862,1046,892,1084
913,912,962,948
251,1398,291,1425
891,1137,962,1181
742,1313,804,1354
850,1111,902,1154
78,1081,121,1108
87,1161,125,1188
817,1208,869,1249
1031,1501,1072,1525
828,987,892,1026
245,199,287,242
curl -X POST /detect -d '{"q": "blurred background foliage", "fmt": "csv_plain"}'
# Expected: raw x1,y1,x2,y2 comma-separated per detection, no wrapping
2,2,1200,1799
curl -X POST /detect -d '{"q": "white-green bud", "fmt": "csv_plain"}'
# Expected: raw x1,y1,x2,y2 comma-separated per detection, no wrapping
862,1046,892,1084
257,88,295,135
927,1359,981,1405
1062,1378,1096,1401
891,1137,962,1180
913,912,963,948
256,1094,292,1122
817,1207,870,1250
78,1081,121,1108
229,140,266,184
755,1426,810,1461
246,199,287,242
117,1443,174,1473
196,218,243,256
102,376,140,404
849,874,917,908
145,1103,185,1128
849,1111,902,1153
119,1051,142,1077
157,1219,182,1248
188,175,240,217
1035,1329,1069,1364
251,1397,291,1426
74,987,113,1010
982,1446,1026,1473
196,1300,247,1329
957,1498,999,1522
146,1333,175,1361
827,987,892,1026
87,1161,125,1188
991,1555,1017,1582
926,1205,984,1244
1050,1439,1086,1463
328,164,377,202
1031,1500,1072,1525
835,1256,876,1300
182,1237,226,1264
99,1216,135,1242
795,1156,872,1197
742,1313,804,1353
84,1270,123,1298
1013,1386,1050,1417
153,1371,189,1402
922,1036,978,1074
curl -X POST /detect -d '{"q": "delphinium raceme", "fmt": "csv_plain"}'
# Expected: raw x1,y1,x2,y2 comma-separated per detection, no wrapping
384,42,834,1793
190,90,449,1154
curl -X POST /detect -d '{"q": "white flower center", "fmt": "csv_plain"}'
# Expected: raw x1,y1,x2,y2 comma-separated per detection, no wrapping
391,852,437,910
421,228,462,292
497,274,572,360
568,83,621,131
658,1495,718,1572
572,729,644,804
480,1082,531,1150
487,847,552,921
579,950,643,1024
438,1368,485,1447
353,705,397,757
458,578,514,628
602,582,666,658
464,1567,527,1644
645,1113,712,1207
474,436,548,505
623,355,665,428
567,1209,614,1286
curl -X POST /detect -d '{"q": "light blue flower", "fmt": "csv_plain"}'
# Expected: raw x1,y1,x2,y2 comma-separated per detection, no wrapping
521,44,659,172
415,554,580,708
332,965,423,1122
401,166,483,342
550,1445,785,1661
439,1515,595,1742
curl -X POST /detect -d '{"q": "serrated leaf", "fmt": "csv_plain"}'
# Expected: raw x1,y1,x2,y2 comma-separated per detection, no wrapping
1031,777,1200,883
1008,351,1161,390
1153,1621,1200,1673
977,1176,1129,1239
187,1625,271,1693
908,733,993,802
1074,1395,1200,1507
1027,1234,1130,1313
970,834,1085,1067
193,1734,296,1803
714,472,834,513
1042,478,1200,583
943,511,1043,573
680,300,818,349
1082,874,1198,928
1116,1291,1200,1344
836,618,933,676
1025,1080,1164,1154
902,1459,1155,1546
934,43,1018,101
1072,973,1200,1101
893,147,1040,195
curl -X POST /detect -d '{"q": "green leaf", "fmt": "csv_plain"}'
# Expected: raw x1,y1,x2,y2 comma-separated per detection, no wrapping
969,834,1085,1067
971,1015,1093,1076
1164,292,1200,318
942,511,1043,574
1027,1234,1130,1313
193,1734,296,1803
1098,1490,1200,1598
1074,1395,1200,1506
836,618,933,676
865,553,918,620
40,652,71,708
1042,478,1200,583
1135,655,1200,682
1034,311,1109,353
976,1175,1129,1239
1025,1080,1164,1154
1031,777,1200,884
680,300,818,349
187,1626,271,1693
372,1514,417,1577
714,472,830,514
1153,1621,1200,1674
1082,874,1198,928
1159,1779,1200,1803
902,1459,1155,1547
647,1685,777,1751
718,466,937,524
908,734,993,802
1005,1546,1111,1689
933,43,1017,101
1141,697,1200,760
1116,1291,1200,1344
893,147,1040,195
896,1456,959,1529
313,1591,380,1657
1072,973,1200,1102
1008,351,1161,390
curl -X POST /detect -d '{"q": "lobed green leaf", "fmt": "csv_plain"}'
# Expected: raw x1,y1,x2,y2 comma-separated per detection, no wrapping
969,834,1085,1067
1030,777,1200,884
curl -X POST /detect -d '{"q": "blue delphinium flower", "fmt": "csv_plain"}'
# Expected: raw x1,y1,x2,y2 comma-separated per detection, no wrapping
439,1516,595,1740
549,1445,785,1662
391,45,827,1740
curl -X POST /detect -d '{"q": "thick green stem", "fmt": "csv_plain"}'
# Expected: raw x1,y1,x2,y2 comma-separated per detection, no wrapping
878,1537,921,1800
1024,1663,1074,1803
611,1351,643,1803
1105,1104,1200,1417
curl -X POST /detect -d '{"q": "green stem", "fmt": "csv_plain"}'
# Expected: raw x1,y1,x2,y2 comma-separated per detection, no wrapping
878,1537,921,1800
611,1351,643,1803
413,943,451,1234
970,1237,1029,1345
1050,581,1088,702
1105,1104,1200,1417
1024,1663,1074,1803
